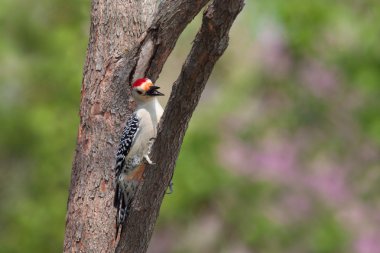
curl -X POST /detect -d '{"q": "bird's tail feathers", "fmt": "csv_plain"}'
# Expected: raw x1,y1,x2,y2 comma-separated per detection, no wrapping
114,184,131,238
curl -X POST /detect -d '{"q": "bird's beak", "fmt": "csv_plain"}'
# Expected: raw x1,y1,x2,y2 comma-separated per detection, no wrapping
146,86,164,96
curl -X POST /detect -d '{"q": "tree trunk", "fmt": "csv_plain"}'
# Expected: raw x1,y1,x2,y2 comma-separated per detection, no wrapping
64,0,244,252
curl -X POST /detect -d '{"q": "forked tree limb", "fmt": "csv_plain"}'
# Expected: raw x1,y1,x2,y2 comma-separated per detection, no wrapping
64,0,243,252
116,0,244,252
134,0,210,82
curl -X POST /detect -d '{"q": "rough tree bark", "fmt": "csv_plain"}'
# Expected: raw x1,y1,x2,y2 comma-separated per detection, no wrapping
64,0,244,252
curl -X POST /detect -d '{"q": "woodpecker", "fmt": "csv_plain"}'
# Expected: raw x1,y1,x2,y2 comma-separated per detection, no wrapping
114,78,164,236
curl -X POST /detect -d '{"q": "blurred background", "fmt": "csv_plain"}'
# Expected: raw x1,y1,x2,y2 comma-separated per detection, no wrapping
1,0,380,252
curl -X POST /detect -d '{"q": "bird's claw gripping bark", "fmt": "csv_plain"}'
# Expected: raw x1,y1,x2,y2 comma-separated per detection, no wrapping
144,155,155,165
166,180,174,194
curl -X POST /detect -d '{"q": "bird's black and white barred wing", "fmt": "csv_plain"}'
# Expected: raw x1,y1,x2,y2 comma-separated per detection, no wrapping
114,112,140,178
113,113,140,236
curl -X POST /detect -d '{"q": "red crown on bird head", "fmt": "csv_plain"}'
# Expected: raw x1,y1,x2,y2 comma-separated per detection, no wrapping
132,78,150,88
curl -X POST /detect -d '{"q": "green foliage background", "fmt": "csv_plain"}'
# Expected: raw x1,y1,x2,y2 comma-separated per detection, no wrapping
1,0,380,252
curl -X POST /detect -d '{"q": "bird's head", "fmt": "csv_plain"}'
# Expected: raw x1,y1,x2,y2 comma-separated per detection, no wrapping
131,78,164,102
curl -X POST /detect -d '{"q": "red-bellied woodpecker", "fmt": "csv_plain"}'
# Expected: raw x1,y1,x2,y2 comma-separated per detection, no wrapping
113,78,165,236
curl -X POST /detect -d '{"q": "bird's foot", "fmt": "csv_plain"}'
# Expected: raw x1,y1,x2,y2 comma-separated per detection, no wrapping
144,155,155,165
166,180,174,194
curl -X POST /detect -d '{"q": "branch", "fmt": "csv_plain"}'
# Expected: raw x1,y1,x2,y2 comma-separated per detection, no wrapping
116,0,245,252
131,0,210,83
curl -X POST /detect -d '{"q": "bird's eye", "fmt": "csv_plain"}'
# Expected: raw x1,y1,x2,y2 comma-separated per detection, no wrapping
136,90,143,95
